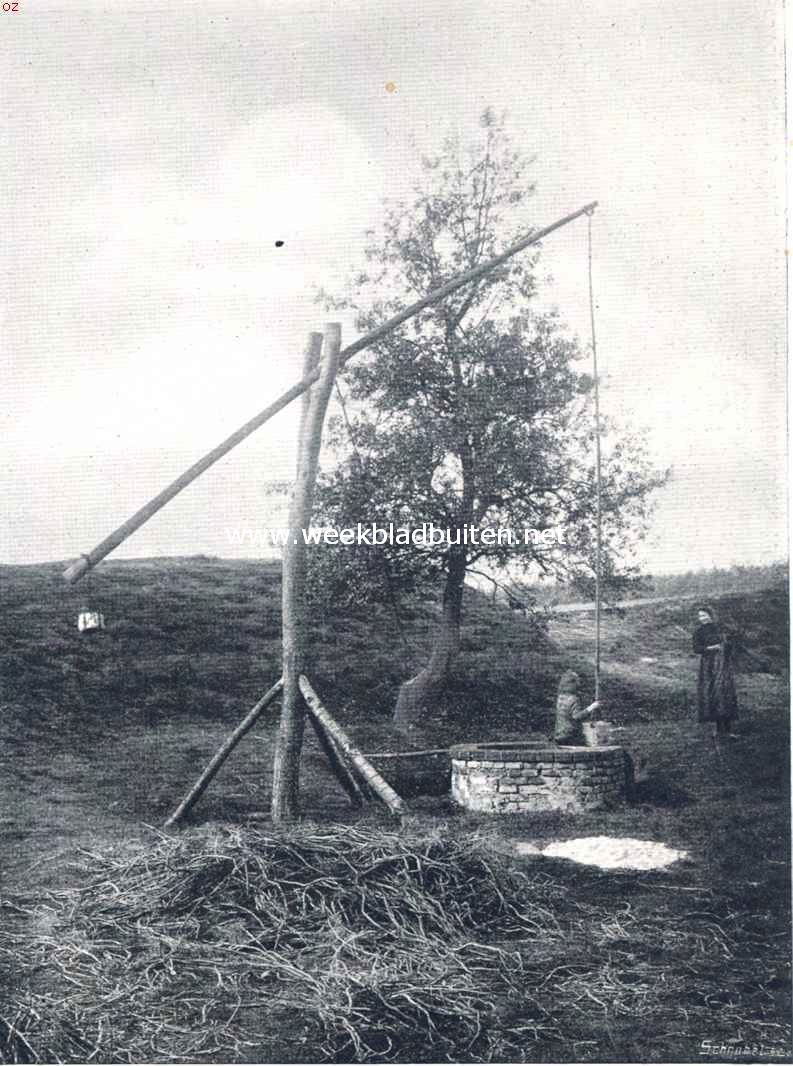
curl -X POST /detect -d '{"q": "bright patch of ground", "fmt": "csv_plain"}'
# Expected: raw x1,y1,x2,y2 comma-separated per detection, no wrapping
515,836,688,870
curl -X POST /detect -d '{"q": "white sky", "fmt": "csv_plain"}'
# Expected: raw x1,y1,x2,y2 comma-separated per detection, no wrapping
2,0,787,573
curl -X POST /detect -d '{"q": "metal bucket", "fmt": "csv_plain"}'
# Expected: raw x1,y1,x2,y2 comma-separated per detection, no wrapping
582,720,613,747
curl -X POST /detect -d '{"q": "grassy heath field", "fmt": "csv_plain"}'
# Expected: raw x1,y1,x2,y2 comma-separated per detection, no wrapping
0,559,790,1063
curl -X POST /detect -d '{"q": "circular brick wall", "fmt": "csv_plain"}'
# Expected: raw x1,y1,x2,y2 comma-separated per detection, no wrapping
450,740,626,813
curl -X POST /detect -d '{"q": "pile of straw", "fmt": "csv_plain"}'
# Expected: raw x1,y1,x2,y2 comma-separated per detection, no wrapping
0,824,560,1063
2,823,789,1063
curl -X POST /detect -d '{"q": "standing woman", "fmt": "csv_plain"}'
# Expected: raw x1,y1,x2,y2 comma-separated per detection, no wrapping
693,606,739,738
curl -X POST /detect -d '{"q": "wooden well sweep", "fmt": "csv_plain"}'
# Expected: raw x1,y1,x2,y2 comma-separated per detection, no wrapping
61,201,600,824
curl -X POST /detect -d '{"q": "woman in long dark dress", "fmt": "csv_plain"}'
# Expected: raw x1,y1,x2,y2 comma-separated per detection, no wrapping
692,606,739,738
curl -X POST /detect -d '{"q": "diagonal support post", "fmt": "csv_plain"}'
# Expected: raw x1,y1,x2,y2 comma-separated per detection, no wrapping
163,677,284,827
299,674,406,817
308,713,369,806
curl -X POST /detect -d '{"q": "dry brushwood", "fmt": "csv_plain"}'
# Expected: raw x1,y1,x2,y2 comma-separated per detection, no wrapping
0,825,560,1063
1,824,789,1064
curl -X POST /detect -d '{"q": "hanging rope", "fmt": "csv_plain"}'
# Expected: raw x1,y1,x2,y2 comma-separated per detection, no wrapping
586,209,603,702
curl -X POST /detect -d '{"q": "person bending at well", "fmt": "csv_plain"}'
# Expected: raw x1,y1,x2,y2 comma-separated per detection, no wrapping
553,670,599,745
693,606,739,739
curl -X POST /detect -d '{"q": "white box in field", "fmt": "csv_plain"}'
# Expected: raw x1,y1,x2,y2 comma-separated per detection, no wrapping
77,610,105,633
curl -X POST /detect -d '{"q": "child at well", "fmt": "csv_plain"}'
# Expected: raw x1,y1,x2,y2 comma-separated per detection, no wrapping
553,670,599,745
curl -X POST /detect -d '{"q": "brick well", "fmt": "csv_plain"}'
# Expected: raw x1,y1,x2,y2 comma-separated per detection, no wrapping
449,740,626,814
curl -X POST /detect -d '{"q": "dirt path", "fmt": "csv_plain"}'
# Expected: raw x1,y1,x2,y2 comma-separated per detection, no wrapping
550,591,705,614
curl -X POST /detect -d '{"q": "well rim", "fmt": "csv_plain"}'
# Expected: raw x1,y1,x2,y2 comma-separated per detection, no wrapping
449,740,624,761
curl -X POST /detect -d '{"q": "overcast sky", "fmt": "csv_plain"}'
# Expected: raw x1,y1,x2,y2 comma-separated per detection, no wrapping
2,0,786,574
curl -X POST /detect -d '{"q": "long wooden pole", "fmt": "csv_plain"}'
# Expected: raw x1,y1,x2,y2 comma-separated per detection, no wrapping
298,675,406,817
62,201,598,585
272,325,341,822
163,677,283,827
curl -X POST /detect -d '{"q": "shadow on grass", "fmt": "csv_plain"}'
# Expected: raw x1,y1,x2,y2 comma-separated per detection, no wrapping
632,774,693,809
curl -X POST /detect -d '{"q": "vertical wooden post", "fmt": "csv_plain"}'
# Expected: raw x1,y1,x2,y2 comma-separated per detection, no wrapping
272,324,341,823
298,333,324,459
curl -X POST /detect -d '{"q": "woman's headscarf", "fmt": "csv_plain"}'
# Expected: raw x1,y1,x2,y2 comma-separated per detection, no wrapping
695,605,717,623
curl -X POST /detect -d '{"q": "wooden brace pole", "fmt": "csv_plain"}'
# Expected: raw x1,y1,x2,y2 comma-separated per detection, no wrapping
271,325,341,823
361,747,449,759
298,675,407,817
62,201,598,585
163,677,284,827
308,713,368,807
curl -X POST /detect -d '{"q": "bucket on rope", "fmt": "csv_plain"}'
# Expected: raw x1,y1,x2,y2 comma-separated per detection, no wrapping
582,720,613,747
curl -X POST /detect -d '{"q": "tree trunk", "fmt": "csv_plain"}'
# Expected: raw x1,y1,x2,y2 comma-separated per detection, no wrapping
393,547,467,735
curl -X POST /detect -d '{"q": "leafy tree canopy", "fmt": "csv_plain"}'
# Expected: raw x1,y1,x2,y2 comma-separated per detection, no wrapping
311,110,664,617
